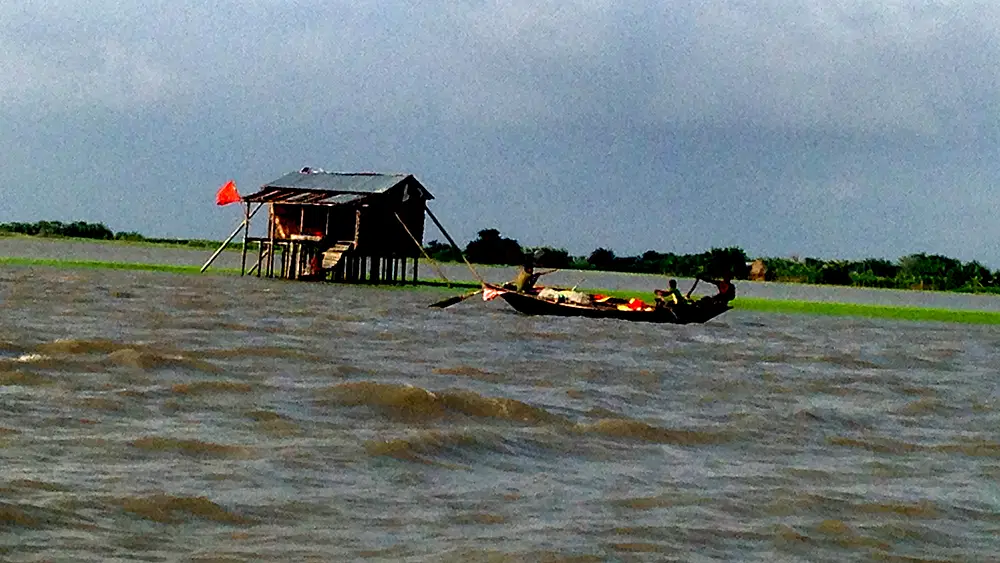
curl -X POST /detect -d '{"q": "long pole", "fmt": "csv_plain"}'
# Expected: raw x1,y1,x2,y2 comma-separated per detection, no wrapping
200,203,263,273
395,212,450,286
200,222,244,273
424,205,485,284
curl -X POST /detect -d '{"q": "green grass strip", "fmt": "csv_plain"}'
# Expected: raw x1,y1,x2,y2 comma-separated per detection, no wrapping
0,256,241,275
574,288,1000,325
735,297,1000,324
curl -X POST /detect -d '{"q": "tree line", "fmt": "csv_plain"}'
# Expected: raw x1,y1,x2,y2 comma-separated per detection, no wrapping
426,228,1000,294
4,221,999,293
759,255,999,292
0,220,222,250
426,229,753,278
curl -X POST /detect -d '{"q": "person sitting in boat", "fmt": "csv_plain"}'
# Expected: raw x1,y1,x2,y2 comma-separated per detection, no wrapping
697,274,736,304
504,253,558,293
654,279,688,308
511,262,540,293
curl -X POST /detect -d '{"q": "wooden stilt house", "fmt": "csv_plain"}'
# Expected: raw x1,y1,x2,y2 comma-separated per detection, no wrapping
238,168,434,283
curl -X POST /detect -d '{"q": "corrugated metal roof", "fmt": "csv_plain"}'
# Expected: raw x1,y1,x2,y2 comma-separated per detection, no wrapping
265,170,409,193
242,187,366,205
241,169,433,204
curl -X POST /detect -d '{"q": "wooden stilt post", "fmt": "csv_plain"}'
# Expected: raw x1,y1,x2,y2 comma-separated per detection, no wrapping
267,205,275,278
240,202,251,276
256,241,264,278
394,212,448,286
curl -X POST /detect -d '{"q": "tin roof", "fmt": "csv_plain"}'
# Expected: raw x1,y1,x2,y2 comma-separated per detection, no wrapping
241,169,433,204
241,188,367,205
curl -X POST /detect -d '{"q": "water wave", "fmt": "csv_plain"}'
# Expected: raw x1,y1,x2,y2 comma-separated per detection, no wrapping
118,494,251,524
130,437,251,458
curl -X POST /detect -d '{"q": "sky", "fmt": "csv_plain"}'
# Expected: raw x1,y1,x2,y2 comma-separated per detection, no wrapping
3,0,1000,265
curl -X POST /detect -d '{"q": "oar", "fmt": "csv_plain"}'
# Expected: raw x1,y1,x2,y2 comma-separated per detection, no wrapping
429,288,482,308
686,273,702,299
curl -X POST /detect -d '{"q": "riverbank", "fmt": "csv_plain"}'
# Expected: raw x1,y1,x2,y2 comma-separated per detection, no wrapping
4,253,1000,324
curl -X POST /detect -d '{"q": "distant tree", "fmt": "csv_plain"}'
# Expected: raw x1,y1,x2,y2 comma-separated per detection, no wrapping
464,229,523,265
587,248,615,271
961,261,994,289
815,261,852,285
423,240,462,263
760,257,814,283
703,247,750,278
0,220,114,240
636,250,669,274
114,231,146,242
569,255,591,270
36,221,65,237
858,258,898,279
65,221,113,240
611,255,639,272
898,253,963,290
526,247,571,268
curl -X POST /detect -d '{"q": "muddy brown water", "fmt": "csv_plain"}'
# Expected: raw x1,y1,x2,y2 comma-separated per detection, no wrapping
1,240,1000,561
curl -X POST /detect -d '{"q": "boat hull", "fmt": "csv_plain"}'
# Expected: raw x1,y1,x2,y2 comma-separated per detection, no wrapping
495,289,731,324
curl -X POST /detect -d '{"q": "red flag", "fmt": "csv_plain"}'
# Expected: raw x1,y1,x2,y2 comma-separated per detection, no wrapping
215,180,241,206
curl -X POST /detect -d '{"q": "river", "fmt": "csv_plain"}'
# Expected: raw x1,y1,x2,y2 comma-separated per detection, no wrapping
1,239,999,561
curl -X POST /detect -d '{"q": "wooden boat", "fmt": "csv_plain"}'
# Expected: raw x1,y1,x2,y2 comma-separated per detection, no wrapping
484,285,732,324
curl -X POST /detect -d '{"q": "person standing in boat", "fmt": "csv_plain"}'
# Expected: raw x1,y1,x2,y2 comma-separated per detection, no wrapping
697,274,736,305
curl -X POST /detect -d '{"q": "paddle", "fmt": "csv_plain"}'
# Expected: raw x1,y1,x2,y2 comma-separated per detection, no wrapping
686,276,700,299
429,288,482,308
533,268,559,285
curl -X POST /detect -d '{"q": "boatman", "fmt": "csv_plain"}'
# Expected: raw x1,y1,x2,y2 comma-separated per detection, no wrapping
654,279,687,308
511,261,539,293
697,274,736,305
508,252,558,293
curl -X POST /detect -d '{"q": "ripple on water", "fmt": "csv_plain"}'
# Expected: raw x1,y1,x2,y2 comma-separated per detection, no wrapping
171,381,254,395
317,381,567,424
130,437,252,459
3,266,1000,560
119,494,252,525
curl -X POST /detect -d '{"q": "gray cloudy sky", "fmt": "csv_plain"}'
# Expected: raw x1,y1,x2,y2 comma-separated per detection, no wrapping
3,0,999,264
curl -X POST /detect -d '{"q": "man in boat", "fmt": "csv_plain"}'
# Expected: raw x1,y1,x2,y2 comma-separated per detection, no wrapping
505,252,557,293
697,274,736,305
654,279,688,308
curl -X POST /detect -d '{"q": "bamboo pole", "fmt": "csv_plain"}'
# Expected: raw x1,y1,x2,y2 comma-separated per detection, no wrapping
200,203,262,273
201,222,244,273
240,202,251,275
394,212,450,286
424,206,485,284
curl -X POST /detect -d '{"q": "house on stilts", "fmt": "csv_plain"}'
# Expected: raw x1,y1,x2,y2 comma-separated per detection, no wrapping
233,168,438,283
